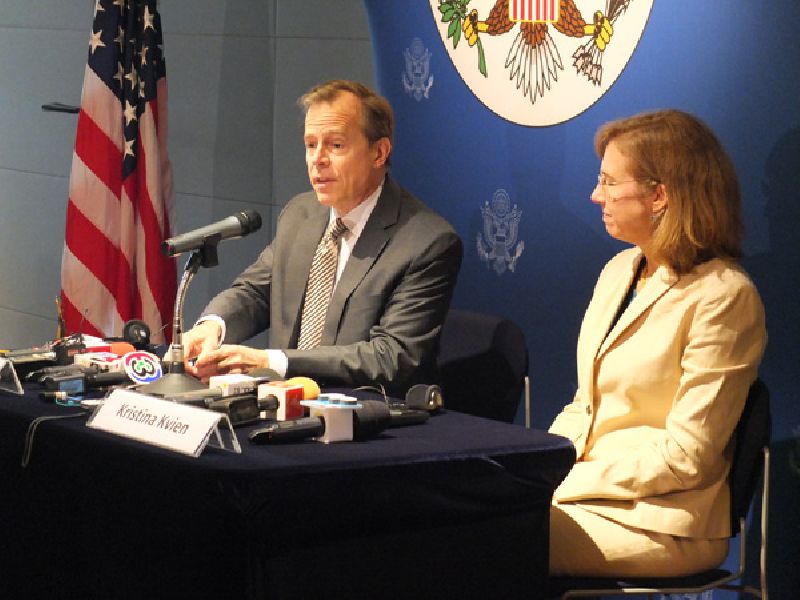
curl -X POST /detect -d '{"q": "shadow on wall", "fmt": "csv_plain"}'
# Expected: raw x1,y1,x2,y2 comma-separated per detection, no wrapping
743,126,800,597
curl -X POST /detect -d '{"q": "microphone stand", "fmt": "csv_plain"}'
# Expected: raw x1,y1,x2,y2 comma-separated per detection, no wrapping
138,239,220,396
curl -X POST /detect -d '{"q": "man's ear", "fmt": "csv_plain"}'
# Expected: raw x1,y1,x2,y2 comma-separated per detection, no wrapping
373,137,391,168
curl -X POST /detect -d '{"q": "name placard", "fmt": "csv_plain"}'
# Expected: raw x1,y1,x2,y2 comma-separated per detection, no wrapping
87,389,224,457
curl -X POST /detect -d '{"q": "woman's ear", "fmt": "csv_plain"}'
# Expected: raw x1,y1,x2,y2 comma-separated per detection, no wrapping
652,183,669,215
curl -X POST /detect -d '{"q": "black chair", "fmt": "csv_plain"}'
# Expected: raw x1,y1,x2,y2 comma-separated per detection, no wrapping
547,378,771,599
436,309,529,424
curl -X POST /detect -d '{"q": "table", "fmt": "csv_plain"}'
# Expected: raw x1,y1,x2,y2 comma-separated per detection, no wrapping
0,386,574,599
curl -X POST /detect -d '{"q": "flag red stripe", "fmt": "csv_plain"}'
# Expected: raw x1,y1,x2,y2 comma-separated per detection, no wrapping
60,292,104,339
65,199,135,321
74,110,123,197
124,123,174,322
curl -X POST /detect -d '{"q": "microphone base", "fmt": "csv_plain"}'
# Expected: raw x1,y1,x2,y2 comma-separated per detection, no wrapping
138,372,207,397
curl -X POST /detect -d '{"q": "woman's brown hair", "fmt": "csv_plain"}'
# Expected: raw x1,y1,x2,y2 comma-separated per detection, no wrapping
595,109,742,274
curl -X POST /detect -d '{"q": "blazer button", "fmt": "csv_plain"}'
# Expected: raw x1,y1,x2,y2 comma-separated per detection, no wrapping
585,404,592,415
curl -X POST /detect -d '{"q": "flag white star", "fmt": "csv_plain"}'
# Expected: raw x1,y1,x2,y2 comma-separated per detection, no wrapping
124,137,135,157
124,100,137,125
143,5,155,31
125,70,138,88
89,29,105,54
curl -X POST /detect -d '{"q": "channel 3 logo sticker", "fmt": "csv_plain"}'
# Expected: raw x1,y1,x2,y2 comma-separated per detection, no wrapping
123,351,163,385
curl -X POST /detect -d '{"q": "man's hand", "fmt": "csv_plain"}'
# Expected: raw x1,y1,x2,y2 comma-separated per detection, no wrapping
181,320,222,366
190,345,270,382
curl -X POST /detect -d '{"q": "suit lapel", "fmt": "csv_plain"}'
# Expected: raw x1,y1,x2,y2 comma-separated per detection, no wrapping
320,179,400,345
596,263,678,360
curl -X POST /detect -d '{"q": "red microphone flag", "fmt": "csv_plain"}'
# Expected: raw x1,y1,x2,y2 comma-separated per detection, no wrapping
60,0,176,343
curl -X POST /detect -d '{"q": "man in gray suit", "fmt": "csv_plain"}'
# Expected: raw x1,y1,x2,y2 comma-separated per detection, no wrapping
182,80,463,397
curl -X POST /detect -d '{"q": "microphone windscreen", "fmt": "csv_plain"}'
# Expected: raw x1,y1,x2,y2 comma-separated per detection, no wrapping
109,341,135,356
286,376,321,400
238,209,262,234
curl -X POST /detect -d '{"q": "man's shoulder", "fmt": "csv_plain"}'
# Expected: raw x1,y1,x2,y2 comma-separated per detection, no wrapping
285,189,319,209
278,189,324,222
388,177,457,236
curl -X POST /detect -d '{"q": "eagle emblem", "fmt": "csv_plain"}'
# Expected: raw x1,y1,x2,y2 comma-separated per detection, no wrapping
403,37,435,101
477,189,524,275
431,0,654,126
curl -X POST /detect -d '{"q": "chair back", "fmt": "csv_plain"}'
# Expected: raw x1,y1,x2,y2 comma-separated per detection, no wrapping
437,309,528,423
728,378,771,534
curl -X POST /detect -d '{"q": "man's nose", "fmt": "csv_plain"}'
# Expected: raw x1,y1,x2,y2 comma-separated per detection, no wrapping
310,146,329,166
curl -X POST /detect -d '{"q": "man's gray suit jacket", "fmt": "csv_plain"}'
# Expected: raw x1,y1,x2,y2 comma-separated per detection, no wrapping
202,176,463,397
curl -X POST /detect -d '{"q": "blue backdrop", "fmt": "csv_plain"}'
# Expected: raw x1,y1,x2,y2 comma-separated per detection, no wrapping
365,0,799,596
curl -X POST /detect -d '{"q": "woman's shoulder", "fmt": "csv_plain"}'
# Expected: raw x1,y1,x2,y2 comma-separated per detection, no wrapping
678,259,764,321
689,258,758,292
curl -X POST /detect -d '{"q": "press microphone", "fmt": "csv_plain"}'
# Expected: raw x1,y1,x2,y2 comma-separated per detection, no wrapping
162,209,262,257
249,399,390,444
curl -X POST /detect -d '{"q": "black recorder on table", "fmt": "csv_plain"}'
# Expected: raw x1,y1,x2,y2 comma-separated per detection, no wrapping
249,399,393,444
248,385,442,445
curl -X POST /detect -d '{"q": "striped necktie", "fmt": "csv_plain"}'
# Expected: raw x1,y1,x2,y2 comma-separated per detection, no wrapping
297,217,348,349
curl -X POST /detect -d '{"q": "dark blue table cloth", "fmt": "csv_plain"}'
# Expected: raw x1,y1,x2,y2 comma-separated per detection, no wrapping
0,386,574,599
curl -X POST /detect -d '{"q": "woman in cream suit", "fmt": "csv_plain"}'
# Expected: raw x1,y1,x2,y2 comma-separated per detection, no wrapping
548,110,767,577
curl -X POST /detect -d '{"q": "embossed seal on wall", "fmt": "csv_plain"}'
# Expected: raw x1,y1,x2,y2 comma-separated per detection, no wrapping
477,188,524,275
403,37,434,101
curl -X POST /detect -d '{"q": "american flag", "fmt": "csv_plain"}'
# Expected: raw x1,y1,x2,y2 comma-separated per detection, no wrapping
60,0,176,344
509,0,560,23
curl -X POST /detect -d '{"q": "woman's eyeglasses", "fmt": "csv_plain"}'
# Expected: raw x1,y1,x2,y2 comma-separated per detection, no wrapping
594,174,659,200
596,174,659,189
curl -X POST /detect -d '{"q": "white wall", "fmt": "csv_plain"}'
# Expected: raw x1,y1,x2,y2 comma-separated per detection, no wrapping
0,0,374,348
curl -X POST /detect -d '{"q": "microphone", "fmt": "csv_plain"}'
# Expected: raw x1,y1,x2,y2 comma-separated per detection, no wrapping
162,209,262,257
285,376,321,400
248,399,391,444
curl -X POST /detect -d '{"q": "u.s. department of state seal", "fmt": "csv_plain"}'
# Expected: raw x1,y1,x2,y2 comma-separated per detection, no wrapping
403,37,434,101
431,0,654,126
477,189,524,275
